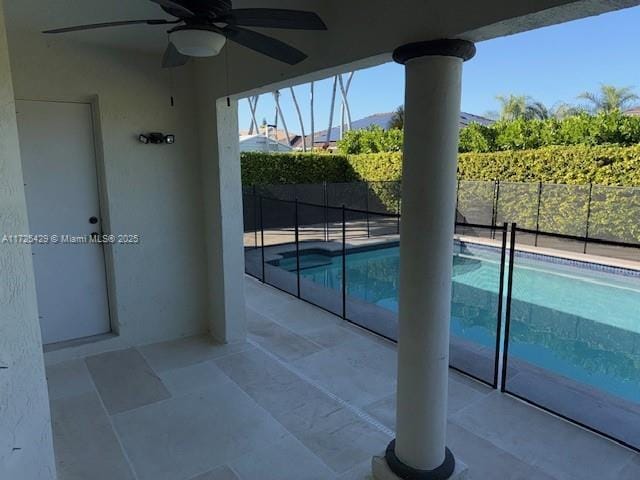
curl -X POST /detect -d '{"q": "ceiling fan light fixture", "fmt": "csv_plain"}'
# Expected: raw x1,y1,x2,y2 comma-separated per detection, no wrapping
170,29,227,57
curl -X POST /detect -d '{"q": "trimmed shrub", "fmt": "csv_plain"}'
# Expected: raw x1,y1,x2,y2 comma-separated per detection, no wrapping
457,145,640,186
241,152,356,185
241,145,640,187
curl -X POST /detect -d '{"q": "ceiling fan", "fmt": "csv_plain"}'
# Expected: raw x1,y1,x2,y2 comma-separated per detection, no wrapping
43,0,327,68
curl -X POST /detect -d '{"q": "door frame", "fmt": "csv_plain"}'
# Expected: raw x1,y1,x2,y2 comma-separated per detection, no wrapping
17,96,119,340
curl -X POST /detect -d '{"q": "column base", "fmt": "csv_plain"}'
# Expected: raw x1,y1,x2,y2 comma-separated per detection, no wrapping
372,455,468,480
372,441,468,480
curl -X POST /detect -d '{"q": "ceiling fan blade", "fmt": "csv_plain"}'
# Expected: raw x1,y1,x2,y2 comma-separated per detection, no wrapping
149,0,195,17
222,26,307,65
162,42,190,68
220,8,327,30
43,19,177,34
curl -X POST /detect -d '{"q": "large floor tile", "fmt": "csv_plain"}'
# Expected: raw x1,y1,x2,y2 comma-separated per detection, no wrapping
160,360,232,396
301,322,369,350
447,373,493,415
247,308,322,361
112,385,289,480
447,422,558,480
46,359,94,401
261,298,343,336
215,348,301,389
216,349,343,432
139,335,252,373
362,395,396,431
85,348,170,414
451,391,634,480
292,406,390,474
245,280,297,312
216,348,389,474
291,336,397,408
230,434,334,480
190,465,240,480
335,461,373,480
617,455,640,480
51,391,135,480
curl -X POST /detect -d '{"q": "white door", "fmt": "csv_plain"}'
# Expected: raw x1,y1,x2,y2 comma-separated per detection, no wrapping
17,100,111,345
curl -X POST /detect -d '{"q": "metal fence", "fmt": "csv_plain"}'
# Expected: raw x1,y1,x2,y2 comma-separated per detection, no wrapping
242,189,640,452
245,180,640,261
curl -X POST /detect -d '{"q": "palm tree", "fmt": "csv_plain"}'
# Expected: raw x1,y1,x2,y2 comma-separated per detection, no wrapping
496,95,530,120
525,101,551,120
577,84,639,114
388,105,404,129
550,102,585,119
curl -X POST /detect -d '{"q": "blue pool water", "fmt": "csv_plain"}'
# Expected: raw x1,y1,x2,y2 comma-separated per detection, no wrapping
276,244,640,404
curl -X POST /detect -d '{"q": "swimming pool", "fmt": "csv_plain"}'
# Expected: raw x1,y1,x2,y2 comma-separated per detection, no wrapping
276,242,640,404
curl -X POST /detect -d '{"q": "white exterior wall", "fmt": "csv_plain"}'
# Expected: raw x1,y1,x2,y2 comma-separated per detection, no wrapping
0,0,56,477
6,31,209,347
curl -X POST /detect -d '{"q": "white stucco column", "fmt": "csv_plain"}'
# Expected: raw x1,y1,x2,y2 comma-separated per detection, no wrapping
195,92,247,344
373,39,475,480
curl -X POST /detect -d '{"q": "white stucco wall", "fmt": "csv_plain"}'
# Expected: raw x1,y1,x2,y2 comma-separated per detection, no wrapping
0,1,56,478
194,86,247,343
5,29,209,346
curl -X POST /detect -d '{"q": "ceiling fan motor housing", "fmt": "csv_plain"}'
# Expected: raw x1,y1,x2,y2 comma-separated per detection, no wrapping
170,27,227,57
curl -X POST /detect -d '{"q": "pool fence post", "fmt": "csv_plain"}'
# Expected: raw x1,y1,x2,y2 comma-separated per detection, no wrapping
295,199,301,298
501,223,517,393
493,180,501,240
396,193,401,235
253,185,258,249
341,205,346,319
324,181,329,242
534,181,543,246
260,196,265,282
365,182,371,238
493,222,509,389
455,178,460,228
584,183,593,254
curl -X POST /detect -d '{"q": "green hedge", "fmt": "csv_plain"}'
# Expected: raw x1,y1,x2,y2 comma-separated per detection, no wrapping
241,152,357,185
241,148,640,242
458,145,640,186
241,145,640,187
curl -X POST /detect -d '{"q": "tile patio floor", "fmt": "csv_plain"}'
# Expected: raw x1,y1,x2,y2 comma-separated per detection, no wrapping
45,276,640,480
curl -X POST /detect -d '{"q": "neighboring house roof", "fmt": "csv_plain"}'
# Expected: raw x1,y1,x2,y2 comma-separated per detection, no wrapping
625,107,640,117
292,111,494,149
239,127,299,144
239,134,293,152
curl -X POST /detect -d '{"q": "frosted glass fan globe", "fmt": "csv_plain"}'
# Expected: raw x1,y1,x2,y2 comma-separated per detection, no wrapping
170,29,227,57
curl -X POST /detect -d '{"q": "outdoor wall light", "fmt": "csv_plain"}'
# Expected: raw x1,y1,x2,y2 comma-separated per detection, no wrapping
139,133,175,145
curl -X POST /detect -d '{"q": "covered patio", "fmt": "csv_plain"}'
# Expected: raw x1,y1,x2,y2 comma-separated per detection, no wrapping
1,1,639,479
46,277,640,480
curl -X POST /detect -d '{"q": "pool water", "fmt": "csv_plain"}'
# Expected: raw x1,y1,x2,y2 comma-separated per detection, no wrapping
276,244,640,404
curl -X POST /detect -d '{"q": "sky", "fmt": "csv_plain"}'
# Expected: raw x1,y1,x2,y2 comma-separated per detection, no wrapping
238,6,640,135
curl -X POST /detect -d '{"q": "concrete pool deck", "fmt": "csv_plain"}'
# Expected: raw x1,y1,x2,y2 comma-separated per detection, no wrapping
45,276,639,479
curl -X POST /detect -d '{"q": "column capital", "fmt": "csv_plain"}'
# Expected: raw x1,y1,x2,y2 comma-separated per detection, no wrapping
393,39,476,65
